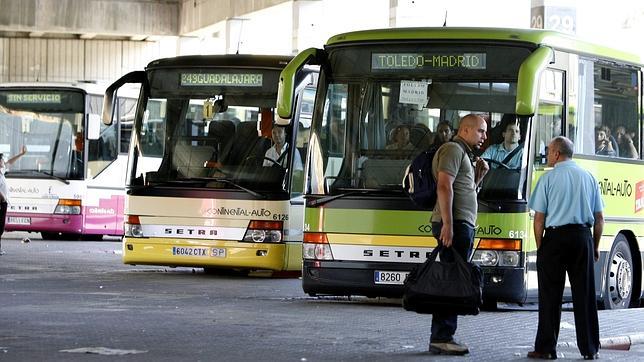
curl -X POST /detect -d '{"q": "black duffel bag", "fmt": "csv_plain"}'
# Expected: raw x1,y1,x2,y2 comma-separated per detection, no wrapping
402,245,483,315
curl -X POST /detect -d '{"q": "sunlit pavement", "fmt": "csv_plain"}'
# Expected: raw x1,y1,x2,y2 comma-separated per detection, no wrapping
1,232,642,361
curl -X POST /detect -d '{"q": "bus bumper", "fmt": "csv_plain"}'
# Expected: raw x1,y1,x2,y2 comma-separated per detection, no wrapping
303,260,528,303
481,267,528,303
4,213,83,234
303,260,417,298
122,237,292,271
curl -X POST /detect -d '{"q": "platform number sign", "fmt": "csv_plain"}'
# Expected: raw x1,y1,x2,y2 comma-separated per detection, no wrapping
530,5,576,35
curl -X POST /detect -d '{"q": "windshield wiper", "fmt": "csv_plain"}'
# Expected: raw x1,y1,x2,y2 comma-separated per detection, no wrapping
6,170,70,185
308,188,400,207
150,177,266,199
210,178,266,199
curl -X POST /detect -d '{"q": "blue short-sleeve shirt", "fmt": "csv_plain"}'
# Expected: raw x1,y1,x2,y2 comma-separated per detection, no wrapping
481,143,523,169
528,160,604,228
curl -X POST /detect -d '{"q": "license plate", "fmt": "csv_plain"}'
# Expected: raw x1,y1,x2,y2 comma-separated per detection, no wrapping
374,271,409,285
8,217,31,225
172,247,209,257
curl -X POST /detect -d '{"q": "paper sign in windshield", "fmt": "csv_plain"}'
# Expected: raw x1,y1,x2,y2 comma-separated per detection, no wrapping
399,80,428,106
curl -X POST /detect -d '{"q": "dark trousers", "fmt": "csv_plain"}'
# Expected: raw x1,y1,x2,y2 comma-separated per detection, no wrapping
0,201,7,248
535,225,600,355
430,221,474,342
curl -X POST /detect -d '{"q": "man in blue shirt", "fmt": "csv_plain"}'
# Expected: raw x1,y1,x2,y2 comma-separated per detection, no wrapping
527,136,604,360
481,122,523,169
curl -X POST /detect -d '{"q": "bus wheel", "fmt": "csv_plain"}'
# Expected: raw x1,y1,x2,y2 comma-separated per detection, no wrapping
602,235,634,310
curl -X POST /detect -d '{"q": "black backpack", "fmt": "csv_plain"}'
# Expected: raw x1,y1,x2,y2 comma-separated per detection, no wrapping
403,141,464,210
402,144,441,210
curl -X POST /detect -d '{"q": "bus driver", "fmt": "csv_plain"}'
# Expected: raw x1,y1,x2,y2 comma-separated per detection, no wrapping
481,122,523,169
263,125,303,170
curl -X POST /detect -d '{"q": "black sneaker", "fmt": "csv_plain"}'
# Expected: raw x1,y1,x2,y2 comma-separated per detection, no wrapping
0,249,5,256
429,340,469,355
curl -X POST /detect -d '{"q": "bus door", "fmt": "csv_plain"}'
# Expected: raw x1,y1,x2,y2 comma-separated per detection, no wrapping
283,84,316,270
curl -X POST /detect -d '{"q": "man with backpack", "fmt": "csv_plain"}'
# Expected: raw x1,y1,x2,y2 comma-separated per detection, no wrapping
428,114,489,355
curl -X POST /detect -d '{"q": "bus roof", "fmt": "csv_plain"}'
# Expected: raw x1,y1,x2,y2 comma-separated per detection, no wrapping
326,27,643,66
145,54,294,71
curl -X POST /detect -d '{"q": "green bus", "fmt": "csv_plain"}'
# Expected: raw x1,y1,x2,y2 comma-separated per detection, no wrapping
276,28,643,309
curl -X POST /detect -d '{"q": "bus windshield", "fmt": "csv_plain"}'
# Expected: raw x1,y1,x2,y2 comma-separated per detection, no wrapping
308,44,532,201
0,89,85,180
129,68,299,194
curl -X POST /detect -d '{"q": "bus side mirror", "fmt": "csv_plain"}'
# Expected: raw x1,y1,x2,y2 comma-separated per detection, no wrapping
102,70,146,125
88,114,101,140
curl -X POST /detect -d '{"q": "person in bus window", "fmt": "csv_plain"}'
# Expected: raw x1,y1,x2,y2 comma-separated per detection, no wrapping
429,114,489,356
428,121,453,151
481,122,523,169
263,125,302,170
615,126,638,159
0,146,27,255
72,132,84,178
595,126,616,156
527,136,603,360
385,125,414,150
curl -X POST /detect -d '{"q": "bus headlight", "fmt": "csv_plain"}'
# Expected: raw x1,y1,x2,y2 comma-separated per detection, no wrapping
473,239,522,267
242,220,283,243
124,223,143,237
499,251,520,266
54,199,81,215
302,232,334,260
124,215,143,237
473,250,498,266
303,243,333,260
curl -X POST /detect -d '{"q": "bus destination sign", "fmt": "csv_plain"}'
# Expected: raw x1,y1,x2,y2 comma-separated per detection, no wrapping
180,73,263,87
6,93,62,104
372,53,487,71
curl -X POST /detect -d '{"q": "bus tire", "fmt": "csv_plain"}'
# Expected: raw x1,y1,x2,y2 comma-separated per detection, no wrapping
601,235,634,310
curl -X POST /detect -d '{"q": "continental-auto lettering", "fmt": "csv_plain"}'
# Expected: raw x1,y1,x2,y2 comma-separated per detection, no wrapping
363,249,432,259
372,53,486,70
180,73,263,87
6,93,62,104
599,178,632,197
203,207,272,218
476,224,502,236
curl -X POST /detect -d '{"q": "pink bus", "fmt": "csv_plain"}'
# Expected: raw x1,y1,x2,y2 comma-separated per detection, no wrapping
1,82,138,240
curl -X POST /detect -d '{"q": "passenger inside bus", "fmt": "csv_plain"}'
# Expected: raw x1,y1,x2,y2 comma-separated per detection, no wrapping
71,131,84,178
595,126,617,156
615,125,638,159
429,121,453,151
385,124,414,150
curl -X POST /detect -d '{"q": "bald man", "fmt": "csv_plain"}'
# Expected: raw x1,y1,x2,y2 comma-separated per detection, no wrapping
428,114,488,355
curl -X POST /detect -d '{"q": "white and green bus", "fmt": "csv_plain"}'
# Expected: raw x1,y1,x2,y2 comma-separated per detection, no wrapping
277,28,643,309
102,55,317,274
